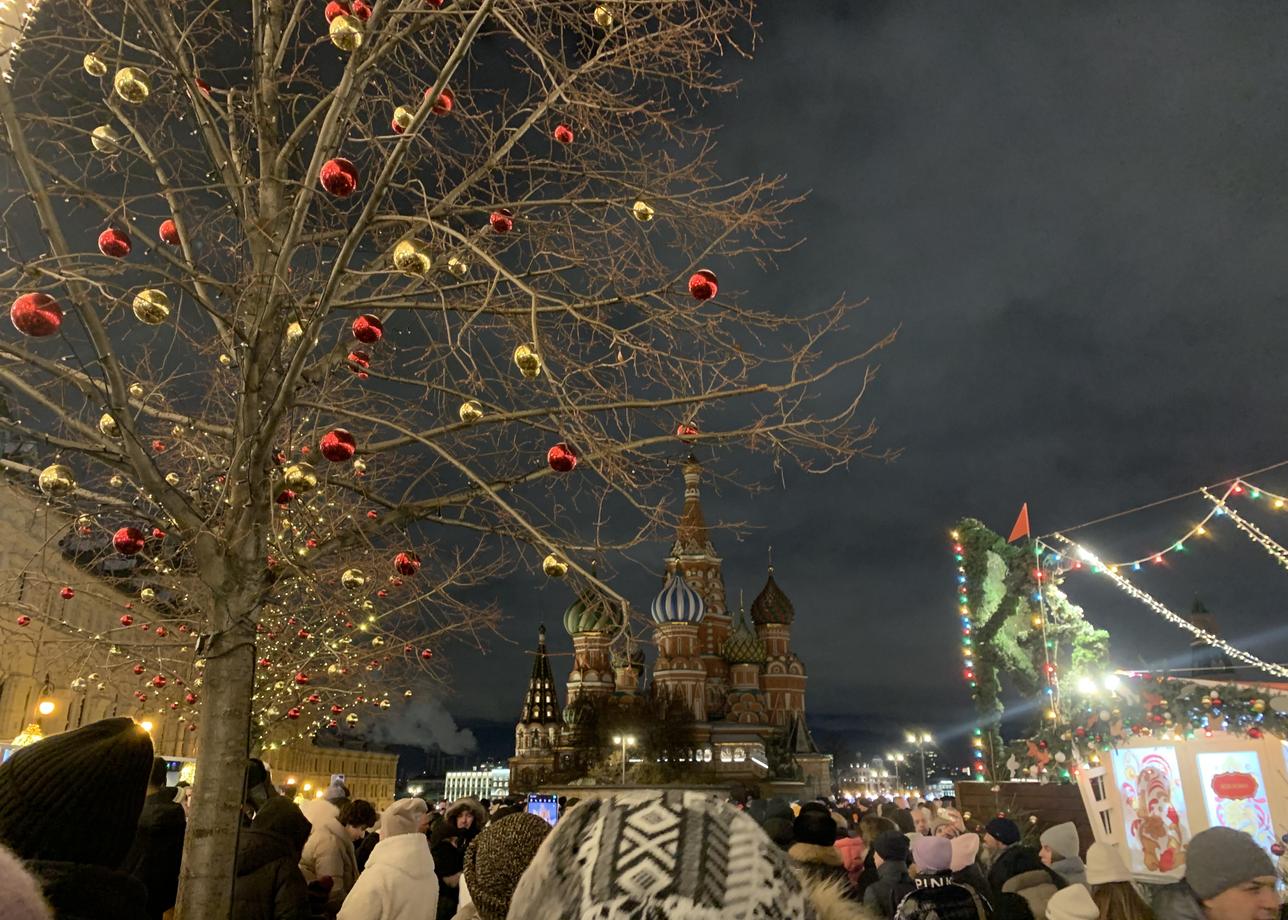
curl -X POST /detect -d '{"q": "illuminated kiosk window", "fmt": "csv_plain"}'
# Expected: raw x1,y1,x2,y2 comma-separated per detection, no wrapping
1109,745,1191,878
720,748,732,763
703,748,713,763
1196,751,1275,853
734,747,746,763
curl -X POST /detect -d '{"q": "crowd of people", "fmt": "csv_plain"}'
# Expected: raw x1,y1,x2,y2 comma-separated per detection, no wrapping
0,718,1280,919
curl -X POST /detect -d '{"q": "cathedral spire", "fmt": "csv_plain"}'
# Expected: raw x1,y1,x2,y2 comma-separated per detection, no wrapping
519,624,561,724
674,454,712,556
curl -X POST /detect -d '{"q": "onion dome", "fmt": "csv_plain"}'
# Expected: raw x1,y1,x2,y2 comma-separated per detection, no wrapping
562,697,596,727
750,568,794,626
722,611,767,665
611,646,647,671
562,587,621,636
651,571,705,625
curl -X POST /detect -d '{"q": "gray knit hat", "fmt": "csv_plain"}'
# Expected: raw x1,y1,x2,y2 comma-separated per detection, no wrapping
507,791,815,919
465,812,551,920
1185,826,1276,900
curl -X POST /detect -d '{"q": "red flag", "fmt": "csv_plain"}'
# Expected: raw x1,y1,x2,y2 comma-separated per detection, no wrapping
1007,503,1030,543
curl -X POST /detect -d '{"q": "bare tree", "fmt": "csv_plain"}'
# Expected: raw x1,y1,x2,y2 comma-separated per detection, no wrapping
0,0,892,913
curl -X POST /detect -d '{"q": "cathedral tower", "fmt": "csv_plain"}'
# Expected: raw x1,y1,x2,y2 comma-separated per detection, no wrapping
509,625,561,791
650,571,708,722
751,567,807,727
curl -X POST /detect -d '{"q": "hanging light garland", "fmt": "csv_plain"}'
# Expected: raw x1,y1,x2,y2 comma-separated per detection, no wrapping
949,529,989,780
1200,487,1288,572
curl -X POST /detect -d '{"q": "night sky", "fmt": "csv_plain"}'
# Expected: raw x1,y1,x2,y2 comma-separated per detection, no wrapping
393,2,1288,763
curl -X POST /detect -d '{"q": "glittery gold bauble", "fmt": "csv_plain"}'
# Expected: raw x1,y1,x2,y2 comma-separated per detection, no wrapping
404,689,413,699
353,458,367,474
458,399,484,423
90,124,121,154
98,413,119,437
371,636,384,648
542,553,569,577
38,463,76,496
129,383,145,398
164,472,180,486
218,353,232,366
132,289,171,325
341,568,366,589
282,462,318,492
329,14,363,51
83,53,108,77
392,239,431,276
631,200,655,222
109,474,125,488
392,105,415,132
593,5,615,27
378,698,391,709
345,712,359,725
113,67,150,104
512,343,542,379
140,587,155,600
447,255,469,278
285,321,304,344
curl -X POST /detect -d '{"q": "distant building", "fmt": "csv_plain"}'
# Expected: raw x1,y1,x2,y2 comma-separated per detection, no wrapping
1185,599,1235,677
510,457,832,797
267,740,398,808
444,766,510,800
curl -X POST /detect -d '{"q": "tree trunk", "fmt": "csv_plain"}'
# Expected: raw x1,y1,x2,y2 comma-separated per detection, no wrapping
174,610,256,919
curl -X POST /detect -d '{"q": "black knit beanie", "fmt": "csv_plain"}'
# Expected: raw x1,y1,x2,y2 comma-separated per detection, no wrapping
0,717,153,867
463,812,552,920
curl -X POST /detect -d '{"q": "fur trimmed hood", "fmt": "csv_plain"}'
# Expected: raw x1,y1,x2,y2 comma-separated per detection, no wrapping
790,842,846,867
804,876,881,920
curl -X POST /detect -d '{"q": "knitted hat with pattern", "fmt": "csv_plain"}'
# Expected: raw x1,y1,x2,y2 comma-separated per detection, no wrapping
506,791,816,919
0,718,152,867
464,812,551,920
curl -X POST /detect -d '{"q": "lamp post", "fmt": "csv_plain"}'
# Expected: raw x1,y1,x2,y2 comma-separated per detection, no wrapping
906,731,933,792
612,734,636,785
886,753,905,793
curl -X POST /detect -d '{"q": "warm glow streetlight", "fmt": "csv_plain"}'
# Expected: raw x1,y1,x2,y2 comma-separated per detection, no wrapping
906,731,934,789
612,734,637,785
302,782,313,792
36,699,55,717
140,720,154,734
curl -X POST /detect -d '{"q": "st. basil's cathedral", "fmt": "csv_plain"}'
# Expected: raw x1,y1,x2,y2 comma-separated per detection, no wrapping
509,456,832,798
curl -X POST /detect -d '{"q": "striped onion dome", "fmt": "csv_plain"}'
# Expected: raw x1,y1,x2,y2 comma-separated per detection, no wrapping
722,611,767,665
562,587,621,636
750,568,795,626
650,571,705,625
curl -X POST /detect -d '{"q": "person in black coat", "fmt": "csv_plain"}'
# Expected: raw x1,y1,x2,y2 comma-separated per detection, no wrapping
787,809,858,898
233,796,316,920
123,756,187,920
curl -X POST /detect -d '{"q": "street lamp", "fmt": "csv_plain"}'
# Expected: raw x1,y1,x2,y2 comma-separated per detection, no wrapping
906,732,933,791
886,753,905,793
612,734,636,785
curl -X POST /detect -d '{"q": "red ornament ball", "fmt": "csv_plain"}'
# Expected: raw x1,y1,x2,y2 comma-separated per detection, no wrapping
489,208,514,234
297,628,310,639
98,228,131,258
275,489,295,505
320,429,357,462
553,124,574,144
286,707,302,720
158,219,180,245
367,510,378,519
331,704,344,714
132,664,145,675
421,649,433,660
546,442,579,473
324,0,349,21
120,614,135,626
10,293,63,337
184,692,197,704
394,551,421,576
15,615,30,627
195,78,212,97
294,672,310,684
319,157,359,197
60,586,74,600
429,88,454,116
113,526,146,555
151,674,167,688
352,314,383,343
306,693,321,703
155,626,167,637
151,527,166,539
688,269,718,301
675,423,699,443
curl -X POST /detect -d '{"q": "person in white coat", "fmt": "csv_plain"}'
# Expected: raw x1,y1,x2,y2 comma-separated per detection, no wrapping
300,797,361,917
338,798,437,920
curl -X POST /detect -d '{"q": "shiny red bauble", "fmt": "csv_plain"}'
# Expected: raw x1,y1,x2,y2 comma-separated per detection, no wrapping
489,208,514,234
352,313,383,343
393,551,421,576
120,614,134,626
113,526,146,555
320,428,357,462
132,664,145,675
10,293,63,337
546,442,578,473
98,228,131,258
676,423,699,443
420,648,433,660
331,704,344,714
286,707,302,720
151,675,167,688
428,88,454,115
184,692,197,704
319,157,359,197
688,269,718,301
553,124,574,144
15,615,30,627
158,219,180,245
294,672,310,684
60,586,75,600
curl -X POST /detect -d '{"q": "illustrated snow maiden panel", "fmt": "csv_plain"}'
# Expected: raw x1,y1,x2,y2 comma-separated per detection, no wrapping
1197,751,1274,853
1111,746,1191,876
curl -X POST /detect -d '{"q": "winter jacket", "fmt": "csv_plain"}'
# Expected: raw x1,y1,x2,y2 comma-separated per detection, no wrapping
989,845,1055,894
338,833,438,920
803,876,884,920
1047,855,1086,887
233,797,315,920
355,832,379,872
835,837,868,887
1152,881,1207,920
952,862,993,904
789,842,859,898
301,798,360,916
863,859,916,918
895,870,990,920
1001,868,1061,920
122,788,186,919
24,860,147,920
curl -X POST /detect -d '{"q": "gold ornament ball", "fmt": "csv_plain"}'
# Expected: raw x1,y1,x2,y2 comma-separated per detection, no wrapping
129,383,145,398
542,553,569,578
392,105,415,132
447,255,469,278
593,5,615,28
341,568,367,589
379,698,391,709
329,14,364,51
283,462,319,492
140,587,155,600
98,413,119,437
345,712,359,725
109,474,125,488
91,124,122,154
171,424,185,437
513,343,542,379
392,239,431,276
164,472,180,486
403,689,414,699
631,200,655,222
218,353,232,366
38,463,76,496
113,67,150,104
285,321,304,344
132,289,171,325
83,53,108,77
353,458,367,474
458,399,484,423
371,636,384,648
